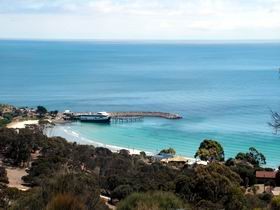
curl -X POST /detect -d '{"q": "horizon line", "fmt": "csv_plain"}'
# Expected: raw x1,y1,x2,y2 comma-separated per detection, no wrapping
1,38,280,44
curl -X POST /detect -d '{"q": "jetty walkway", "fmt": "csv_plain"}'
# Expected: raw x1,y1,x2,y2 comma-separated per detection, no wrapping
108,112,182,119
111,116,144,123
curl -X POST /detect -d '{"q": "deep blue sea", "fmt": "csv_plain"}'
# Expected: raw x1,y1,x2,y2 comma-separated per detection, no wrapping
1,40,280,167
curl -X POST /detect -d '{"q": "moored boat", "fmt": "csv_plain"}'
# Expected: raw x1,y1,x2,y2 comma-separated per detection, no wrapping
79,112,111,123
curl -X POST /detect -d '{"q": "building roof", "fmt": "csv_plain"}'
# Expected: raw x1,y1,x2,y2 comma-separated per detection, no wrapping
256,171,276,179
161,156,188,163
195,160,208,166
153,153,174,160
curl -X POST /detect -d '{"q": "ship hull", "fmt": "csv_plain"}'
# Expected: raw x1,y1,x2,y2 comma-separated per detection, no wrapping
79,117,111,123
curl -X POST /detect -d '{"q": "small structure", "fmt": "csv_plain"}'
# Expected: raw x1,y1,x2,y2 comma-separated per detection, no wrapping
195,160,208,166
160,156,188,168
64,110,73,115
255,171,277,184
161,156,188,164
62,110,74,120
153,153,174,161
159,156,208,168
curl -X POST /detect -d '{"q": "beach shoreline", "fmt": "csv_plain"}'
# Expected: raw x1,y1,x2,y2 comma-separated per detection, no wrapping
44,123,152,156
44,123,204,166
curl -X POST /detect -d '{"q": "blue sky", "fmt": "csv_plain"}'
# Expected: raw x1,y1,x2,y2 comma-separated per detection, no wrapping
0,0,280,40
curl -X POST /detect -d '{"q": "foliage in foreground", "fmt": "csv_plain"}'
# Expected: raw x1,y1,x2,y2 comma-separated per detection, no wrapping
0,127,277,210
175,163,245,210
271,195,280,210
11,172,108,210
46,193,86,210
117,191,188,210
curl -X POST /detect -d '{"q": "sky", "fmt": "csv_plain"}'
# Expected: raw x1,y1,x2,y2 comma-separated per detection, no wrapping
0,0,280,40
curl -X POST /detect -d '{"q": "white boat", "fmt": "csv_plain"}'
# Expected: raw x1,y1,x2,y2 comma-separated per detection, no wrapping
79,112,111,123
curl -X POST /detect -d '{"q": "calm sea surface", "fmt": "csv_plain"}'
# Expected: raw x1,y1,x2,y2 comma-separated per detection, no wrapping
1,40,280,167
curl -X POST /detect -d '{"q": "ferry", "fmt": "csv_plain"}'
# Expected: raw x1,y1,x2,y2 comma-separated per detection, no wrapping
79,112,111,123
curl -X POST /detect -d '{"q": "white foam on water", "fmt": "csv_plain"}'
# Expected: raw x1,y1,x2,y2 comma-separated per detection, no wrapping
45,124,151,155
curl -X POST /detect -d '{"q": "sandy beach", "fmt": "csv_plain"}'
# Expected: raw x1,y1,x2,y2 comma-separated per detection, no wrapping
44,124,153,155
7,120,39,129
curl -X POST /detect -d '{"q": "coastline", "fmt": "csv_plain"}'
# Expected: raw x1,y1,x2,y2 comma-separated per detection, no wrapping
44,122,279,169
5,118,279,169
6,118,147,155
44,123,152,155
44,123,205,166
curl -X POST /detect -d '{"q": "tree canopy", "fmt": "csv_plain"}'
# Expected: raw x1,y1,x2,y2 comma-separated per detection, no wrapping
235,147,266,166
36,105,48,116
195,139,224,161
159,147,176,155
175,163,244,209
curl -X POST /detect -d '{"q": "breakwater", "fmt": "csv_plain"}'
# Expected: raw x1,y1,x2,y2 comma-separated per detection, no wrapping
108,112,182,119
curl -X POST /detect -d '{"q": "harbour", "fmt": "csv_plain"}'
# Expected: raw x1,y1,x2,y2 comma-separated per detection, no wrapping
62,111,182,123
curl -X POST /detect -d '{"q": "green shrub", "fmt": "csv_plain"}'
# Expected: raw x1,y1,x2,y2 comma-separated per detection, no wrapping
117,191,189,210
271,195,280,210
111,185,133,200
0,166,8,184
46,193,86,210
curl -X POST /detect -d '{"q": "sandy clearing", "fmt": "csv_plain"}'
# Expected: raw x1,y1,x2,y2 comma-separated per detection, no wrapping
7,120,39,129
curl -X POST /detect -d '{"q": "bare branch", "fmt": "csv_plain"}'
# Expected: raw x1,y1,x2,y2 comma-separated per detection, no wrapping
268,110,280,134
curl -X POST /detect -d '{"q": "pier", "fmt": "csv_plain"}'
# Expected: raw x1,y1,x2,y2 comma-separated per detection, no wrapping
61,111,182,124
108,112,182,119
111,116,144,123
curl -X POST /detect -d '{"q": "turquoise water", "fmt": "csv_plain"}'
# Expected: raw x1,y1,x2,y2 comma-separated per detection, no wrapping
1,40,280,167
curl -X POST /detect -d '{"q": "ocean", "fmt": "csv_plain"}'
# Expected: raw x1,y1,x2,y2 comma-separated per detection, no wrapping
1,40,280,167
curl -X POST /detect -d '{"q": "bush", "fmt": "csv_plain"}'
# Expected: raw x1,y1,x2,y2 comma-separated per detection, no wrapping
111,185,133,200
0,166,8,184
46,193,86,210
230,162,256,187
12,172,108,210
139,151,146,158
271,195,280,210
258,192,272,203
245,194,267,210
175,163,244,208
117,191,188,210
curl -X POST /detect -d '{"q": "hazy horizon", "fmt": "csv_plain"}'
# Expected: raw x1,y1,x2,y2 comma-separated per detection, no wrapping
1,0,280,40
1,38,280,43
